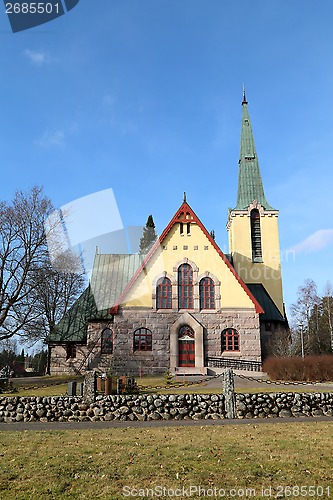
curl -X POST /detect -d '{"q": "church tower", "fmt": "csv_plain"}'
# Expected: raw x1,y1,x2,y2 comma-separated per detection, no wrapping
227,91,285,319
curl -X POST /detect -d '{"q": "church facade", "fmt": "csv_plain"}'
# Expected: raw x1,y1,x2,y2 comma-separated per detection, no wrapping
48,94,288,376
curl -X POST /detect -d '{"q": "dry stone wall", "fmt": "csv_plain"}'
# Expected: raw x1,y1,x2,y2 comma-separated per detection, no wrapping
0,392,332,423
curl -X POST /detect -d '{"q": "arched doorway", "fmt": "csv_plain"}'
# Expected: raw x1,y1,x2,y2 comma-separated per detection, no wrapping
178,325,195,367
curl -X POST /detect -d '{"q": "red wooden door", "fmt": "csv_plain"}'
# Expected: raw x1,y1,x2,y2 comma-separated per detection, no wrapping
178,326,195,367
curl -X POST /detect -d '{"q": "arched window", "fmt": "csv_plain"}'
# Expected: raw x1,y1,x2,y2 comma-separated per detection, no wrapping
156,277,172,309
101,328,113,354
178,263,193,309
222,328,240,352
250,209,262,261
134,328,152,351
199,277,215,309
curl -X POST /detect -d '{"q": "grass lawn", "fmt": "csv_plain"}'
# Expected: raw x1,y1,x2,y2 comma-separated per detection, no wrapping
0,422,332,499
1,374,332,397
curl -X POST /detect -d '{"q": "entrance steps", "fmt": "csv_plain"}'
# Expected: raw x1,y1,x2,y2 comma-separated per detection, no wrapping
174,367,208,376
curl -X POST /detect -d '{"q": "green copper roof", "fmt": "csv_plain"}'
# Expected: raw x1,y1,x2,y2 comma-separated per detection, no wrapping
48,253,143,343
247,284,286,322
48,285,112,343
234,95,275,211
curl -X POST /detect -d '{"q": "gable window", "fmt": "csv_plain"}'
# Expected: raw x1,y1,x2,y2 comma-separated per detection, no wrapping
66,343,76,359
250,209,262,261
222,328,240,352
178,263,193,309
134,328,152,351
156,277,172,309
199,277,215,309
101,328,113,354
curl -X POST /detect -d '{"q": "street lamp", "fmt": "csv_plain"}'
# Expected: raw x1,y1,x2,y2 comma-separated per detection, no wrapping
299,323,305,359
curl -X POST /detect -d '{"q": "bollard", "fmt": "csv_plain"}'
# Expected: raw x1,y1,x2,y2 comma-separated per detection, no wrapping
76,382,84,396
222,368,236,419
105,377,113,395
116,377,122,395
67,381,77,396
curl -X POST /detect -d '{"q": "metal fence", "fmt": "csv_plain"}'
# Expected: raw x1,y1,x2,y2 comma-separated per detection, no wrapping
207,357,262,372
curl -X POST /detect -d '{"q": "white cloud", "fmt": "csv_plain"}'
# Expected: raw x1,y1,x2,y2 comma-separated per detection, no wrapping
23,49,50,66
288,229,333,254
34,130,65,148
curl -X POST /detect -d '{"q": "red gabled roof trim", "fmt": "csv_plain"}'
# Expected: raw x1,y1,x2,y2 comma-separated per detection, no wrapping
110,202,264,314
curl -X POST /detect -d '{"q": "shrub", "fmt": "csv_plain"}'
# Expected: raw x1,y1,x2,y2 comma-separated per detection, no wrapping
263,355,333,382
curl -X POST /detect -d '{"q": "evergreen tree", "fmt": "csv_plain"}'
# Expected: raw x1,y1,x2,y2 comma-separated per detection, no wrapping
139,215,157,254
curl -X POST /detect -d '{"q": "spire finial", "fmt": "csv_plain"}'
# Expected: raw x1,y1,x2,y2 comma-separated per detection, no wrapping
242,83,247,104
183,192,187,203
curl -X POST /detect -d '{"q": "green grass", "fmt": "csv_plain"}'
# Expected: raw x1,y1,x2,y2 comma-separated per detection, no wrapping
1,375,82,397
0,422,332,499
1,374,331,397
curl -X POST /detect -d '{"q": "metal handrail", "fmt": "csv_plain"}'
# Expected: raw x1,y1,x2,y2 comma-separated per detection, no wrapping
207,356,262,372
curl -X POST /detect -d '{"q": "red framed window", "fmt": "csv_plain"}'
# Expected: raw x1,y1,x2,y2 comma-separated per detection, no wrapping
178,263,193,309
222,328,240,352
250,209,262,261
66,343,76,359
156,277,172,309
134,328,152,351
101,328,113,354
199,277,215,309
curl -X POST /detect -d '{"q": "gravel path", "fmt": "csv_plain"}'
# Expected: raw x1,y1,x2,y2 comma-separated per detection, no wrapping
1,415,333,432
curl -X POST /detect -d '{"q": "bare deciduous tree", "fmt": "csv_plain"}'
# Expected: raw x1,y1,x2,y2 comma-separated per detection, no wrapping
0,186,85,343
23,251,85,343
322,281,333,352
0,187,52,340
291,279,333,355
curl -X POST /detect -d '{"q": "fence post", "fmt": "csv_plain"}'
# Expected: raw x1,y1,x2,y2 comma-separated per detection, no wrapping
83,370,96,404
116,377,122,395
222,368,236,419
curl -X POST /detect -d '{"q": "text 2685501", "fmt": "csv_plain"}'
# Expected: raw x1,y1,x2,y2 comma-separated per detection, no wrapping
5,3,60,14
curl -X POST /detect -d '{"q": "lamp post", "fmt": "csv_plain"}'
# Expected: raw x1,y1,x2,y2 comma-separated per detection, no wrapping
299,323,305,359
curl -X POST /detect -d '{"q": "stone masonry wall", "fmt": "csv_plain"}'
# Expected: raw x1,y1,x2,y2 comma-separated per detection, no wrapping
1,392,332,423
49,308,261,376
87,308,261,376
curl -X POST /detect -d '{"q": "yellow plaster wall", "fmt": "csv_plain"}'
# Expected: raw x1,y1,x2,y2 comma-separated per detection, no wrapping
228,212,284,315
121,223,255,309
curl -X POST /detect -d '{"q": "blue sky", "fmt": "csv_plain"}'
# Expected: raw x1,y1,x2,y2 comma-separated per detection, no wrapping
1,0,333,315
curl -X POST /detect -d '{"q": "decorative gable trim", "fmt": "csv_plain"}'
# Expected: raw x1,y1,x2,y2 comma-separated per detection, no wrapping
111,202,264,314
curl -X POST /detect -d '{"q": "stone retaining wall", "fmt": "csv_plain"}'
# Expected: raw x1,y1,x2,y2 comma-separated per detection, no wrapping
0,392,332,423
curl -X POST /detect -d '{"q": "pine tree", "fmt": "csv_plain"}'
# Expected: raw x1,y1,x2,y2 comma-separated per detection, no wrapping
139,215,157,254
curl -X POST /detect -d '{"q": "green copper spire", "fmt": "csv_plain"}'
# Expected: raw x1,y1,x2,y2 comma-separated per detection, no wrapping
234,92,274,210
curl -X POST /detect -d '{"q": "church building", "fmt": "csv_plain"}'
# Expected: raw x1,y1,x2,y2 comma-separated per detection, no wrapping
48,93,288,376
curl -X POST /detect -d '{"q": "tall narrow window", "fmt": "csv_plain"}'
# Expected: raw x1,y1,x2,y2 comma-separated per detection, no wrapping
66,343,76,359
134,328,152,351
101,328,113,354
250,209,262,261
178,263,193,309
156,277,172,309
221,328,240,352
199,277,215,309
